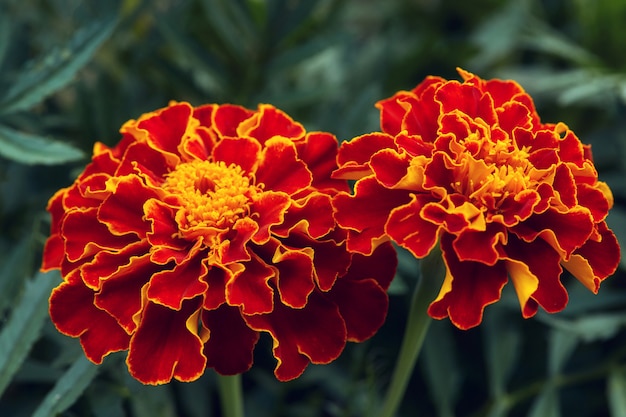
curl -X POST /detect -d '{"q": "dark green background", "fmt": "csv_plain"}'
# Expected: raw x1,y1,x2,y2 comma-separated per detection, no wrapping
0,0,625,416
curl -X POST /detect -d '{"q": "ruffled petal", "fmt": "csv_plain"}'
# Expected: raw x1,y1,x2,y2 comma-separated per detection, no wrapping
202,304,260,375
127,299,206,384
244,291,347,381
49,275,130,363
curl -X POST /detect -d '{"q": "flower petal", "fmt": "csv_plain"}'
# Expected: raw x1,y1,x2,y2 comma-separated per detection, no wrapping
428,234,508,329
256,137,311,195
49,275,130,363
202,304,260,375
127,299,206,384
244,291,347,381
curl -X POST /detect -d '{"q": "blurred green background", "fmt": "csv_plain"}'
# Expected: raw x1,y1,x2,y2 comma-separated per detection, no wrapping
0,0,625,416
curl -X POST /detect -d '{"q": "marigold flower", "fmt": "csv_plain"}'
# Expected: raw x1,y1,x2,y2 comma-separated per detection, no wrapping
333,68,620,330
42,102,397,384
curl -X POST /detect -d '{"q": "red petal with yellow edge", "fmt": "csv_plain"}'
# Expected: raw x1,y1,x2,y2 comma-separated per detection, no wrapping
202,304,260,375
147,252,209,310
296,132,349,192
98,176,158,236
333,177,411,255
428,234,508,330
506,234,567,315
127,299,206,384
369,148,412,188
335,132,396,178
212,136,261,175
552,164,577,208
436,82,497,126
203,265,230,310
376,92,412,136
242,104,305,144
256,137,311,195
190,103,216,129
345,241,397,290
386,194,440,259
49,276,130,363
244,291,347,381
452,223,507,265
226,254,275,315
114,142,171,185
94,255,156,332
210,104,254,138
250,191,291,244
328,277,387,342
496,101,534,132
137,102,193,157
511,208,594,256
310,239,351,292
218,217,257,264
273,248,315,309
62,208,136,262
80,241,149,288
494,189,541,227
564,221,620,292
577,183,610,223
275,193,335,239
397,94,442,141
558,129,586,167
42,234,64,272
144,199,187,249
327,242,397,341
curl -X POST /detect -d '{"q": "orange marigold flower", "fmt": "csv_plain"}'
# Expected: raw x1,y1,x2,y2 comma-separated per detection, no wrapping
333,68,621,330
42,102,397,384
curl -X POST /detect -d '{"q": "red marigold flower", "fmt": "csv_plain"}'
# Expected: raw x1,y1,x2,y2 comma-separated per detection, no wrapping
42,102,397,384
333,68,621,330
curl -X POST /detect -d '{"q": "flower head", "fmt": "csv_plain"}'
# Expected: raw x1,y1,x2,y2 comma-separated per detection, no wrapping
42,102,396,384
333,68,620,330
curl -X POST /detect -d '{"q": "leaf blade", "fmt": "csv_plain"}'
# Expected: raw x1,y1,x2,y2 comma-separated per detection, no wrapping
0,270,61,397
0,16,117,114
0,124,84,165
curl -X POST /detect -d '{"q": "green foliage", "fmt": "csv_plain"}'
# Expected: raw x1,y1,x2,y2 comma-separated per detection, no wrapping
0,0,624,416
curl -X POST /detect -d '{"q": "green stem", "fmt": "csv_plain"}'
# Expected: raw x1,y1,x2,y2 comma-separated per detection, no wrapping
378,246,447,417
217,373,244,417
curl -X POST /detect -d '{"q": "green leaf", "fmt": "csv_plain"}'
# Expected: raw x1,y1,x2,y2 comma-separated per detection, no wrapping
608,367,626,417
420,320,460,417
31,355,99,417
0,9,11,69
527,384,560,417
547,329,578,376
0,123,84,165
0,270,61,397
0,16,117,114
483,308,521,398
537,312,626,343
0,234,34,314
199,0,258,64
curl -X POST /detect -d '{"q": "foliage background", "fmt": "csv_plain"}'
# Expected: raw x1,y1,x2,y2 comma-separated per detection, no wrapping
1,0,625,416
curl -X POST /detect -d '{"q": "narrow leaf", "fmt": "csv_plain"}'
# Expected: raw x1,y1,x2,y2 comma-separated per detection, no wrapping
0,17,116,114
608,368,626,417
0,235,34,314
0,124,84,165
483,307,521,398
31,355,99,417
0,270,61,396
421,320,460,417
527,384,560,417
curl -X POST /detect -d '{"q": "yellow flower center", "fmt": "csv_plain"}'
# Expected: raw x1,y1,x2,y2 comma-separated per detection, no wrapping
163,160,255,232
450,133,540,207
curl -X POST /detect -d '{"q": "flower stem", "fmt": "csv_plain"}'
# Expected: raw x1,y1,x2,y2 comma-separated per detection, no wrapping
217,374,244,417
378,246,446,417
